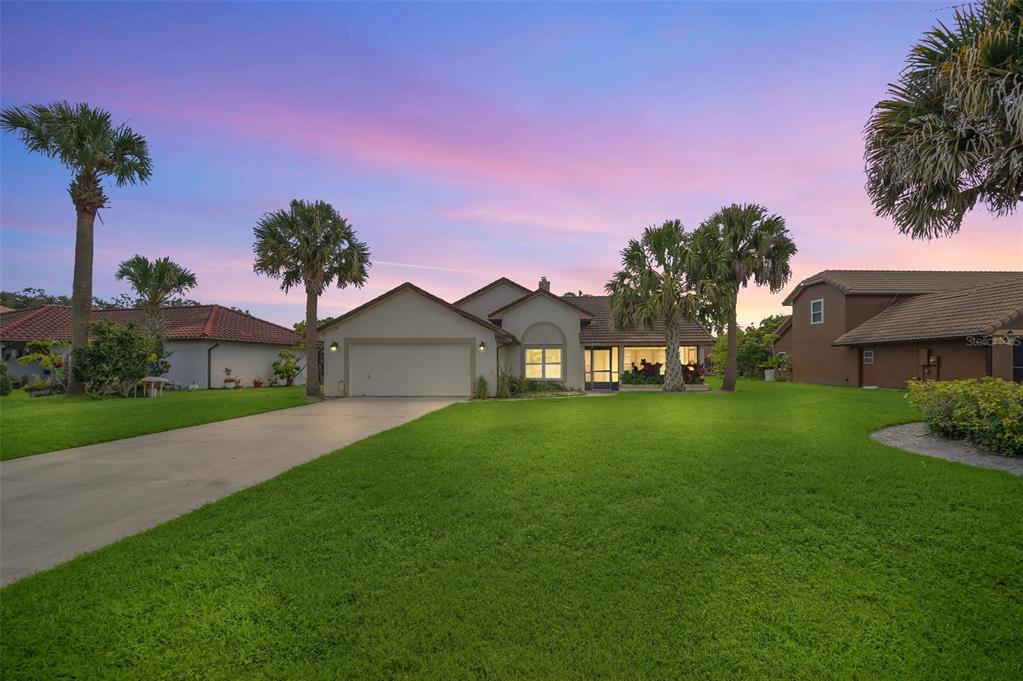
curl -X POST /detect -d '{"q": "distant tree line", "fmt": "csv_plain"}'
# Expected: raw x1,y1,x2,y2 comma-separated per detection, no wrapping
0,287,201,311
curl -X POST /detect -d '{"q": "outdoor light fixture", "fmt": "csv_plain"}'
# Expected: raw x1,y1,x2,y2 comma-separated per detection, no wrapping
478,341,486,352
330,342,338,353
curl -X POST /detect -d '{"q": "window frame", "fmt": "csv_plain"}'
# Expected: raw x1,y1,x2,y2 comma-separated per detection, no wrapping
863,349,874,365
810,298,824,325
524,346,563,381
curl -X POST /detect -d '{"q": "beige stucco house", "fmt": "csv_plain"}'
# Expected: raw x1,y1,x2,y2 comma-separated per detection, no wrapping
320,277,714,397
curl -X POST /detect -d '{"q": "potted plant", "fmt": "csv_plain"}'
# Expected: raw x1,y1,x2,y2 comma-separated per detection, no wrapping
222,367,237,389
253,376,264,388
234,377,244,389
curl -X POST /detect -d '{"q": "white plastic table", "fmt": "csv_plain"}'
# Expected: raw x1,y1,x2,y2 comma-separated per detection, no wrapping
139,376,170,398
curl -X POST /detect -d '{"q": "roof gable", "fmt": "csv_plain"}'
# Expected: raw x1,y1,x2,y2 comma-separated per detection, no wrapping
320,282,516,342
488,289,595,320
452,277,530,307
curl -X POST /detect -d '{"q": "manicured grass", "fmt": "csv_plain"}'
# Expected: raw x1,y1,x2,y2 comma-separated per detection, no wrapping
0,386,308,460
3,382,1021,678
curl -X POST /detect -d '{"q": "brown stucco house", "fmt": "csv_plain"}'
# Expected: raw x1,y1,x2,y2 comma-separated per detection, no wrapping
773,270,1023,388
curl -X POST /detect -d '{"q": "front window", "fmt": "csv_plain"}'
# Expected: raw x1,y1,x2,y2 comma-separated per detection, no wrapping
622,346,699,375
810,298,824,324
525,347,562,379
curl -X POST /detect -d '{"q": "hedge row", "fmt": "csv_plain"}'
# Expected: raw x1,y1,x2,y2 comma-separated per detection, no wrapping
907,377,1023,456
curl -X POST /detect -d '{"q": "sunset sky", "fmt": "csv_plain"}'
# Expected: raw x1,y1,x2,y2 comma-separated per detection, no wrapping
2,1,1020,328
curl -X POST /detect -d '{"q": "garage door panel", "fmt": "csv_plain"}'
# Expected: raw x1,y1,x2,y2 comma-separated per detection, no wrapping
350,343,471,396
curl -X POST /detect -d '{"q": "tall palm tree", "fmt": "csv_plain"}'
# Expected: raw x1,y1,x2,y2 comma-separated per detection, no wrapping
865,0,1022,239
692,204,796,392
253,200,370,399
1,102,151,393
606,219,710,392
115,255,198,331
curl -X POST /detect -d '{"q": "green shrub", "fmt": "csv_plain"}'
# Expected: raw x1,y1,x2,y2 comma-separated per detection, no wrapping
272,346,303,386
907,378,1023,456
72,320,154,398
22,378,49,394
496,371,512,399
0,362,11,396
16,340,70,395
474,376,489,400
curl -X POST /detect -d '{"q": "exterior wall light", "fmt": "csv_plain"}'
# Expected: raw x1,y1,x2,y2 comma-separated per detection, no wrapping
478,341,486,352
329,342,338,352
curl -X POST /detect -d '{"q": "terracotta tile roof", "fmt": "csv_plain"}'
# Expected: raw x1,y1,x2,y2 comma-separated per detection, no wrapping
0,305,301,345
564,295,716,346
833,280,1023,346
319,282,518,343
452,277,530,307
488,288,595,320
782,270,1023,305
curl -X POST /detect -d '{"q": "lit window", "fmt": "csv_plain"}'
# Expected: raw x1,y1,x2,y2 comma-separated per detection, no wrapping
525,347,562,380
810,298,824,325
863,350,874,365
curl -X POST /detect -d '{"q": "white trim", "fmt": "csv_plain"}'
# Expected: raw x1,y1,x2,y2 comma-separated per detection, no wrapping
810,298,824,325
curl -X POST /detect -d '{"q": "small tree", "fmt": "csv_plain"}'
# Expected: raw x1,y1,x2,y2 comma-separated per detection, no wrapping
115,255,197,332
271,346,304,386
71,321,154,397
16,340,71,394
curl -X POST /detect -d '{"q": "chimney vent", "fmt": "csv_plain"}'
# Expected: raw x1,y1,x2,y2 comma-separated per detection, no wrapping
539,276,550,292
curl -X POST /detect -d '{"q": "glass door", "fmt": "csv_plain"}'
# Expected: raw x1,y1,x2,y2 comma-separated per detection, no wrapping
585,346,619,390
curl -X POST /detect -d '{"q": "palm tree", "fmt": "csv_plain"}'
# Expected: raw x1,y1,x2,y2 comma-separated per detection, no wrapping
1,102,151,393
692,204,796,392
606,219,710,392
115,255,198,331
865,0,1022,239
253,200,370,399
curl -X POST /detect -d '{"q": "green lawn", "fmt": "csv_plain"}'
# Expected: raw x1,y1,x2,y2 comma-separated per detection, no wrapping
3,382,1021,678
0,386,308,460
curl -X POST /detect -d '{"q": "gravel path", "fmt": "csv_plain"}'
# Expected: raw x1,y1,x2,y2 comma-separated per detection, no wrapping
871,422,1023,476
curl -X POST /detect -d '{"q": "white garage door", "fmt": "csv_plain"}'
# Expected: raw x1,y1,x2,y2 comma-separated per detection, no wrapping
349,342,472,396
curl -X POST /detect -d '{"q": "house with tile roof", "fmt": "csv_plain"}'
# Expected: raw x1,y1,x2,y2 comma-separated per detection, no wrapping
0,304,304,388
773,270,1023,388
319,276,714,397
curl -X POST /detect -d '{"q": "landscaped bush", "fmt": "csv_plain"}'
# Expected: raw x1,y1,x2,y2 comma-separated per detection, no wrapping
16,340,70,395
272,346,303,386
620,363,706,385
0,362,12,396
473,376,488,400
907,378,1023,456
71,320,155,398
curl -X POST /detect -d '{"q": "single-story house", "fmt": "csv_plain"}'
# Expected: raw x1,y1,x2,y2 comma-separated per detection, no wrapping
320,276,715,397
0,304,304,388
774,270,1023,388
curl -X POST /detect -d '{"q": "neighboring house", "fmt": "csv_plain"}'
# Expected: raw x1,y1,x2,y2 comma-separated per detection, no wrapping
0,304,304,388
774,270,1023,388
320,277,715,397
0,305,14,314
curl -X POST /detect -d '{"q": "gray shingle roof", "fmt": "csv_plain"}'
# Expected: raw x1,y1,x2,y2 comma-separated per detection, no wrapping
564,296,715,346
833,280,1023,346
783,270,1023,305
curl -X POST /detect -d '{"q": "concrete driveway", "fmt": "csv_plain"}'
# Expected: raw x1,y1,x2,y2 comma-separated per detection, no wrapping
0,397,456,585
